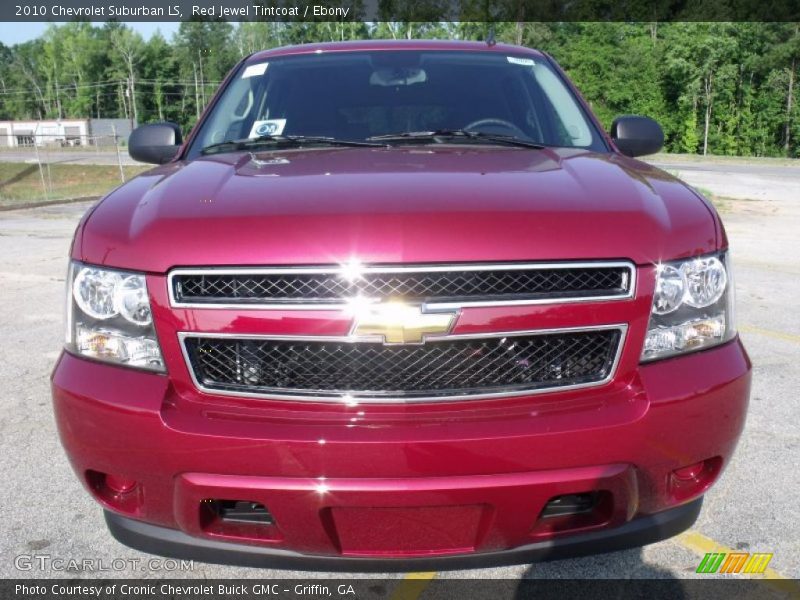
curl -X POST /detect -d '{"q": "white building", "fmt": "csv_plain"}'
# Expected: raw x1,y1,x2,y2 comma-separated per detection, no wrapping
0,118,134,147
0,119,87,147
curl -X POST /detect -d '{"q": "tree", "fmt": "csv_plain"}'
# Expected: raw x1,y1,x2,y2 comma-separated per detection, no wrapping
663,23,738,155
0,21,798,158
58,23,103,118
108,25,145,127
12,40,51,119
761,23,800,155
141,32,177,122
173,20,236,126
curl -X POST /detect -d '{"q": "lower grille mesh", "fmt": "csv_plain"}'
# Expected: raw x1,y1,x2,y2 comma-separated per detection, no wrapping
183,329,622,401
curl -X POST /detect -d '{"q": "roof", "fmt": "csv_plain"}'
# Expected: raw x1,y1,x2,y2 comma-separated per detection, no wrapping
247,40,544,63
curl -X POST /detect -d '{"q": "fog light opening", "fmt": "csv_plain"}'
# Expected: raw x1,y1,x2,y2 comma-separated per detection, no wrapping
207,499,274,525
85,470,142,515
672,462,705,482
105,474,138,494
531,490,614,538
540,492,598,518
200,498,282,542
669,457,723,503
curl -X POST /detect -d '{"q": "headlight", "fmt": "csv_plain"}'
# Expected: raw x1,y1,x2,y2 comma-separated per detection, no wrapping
65,262,165,371
641,251,736,362
652,264,684,315
681,256,727,308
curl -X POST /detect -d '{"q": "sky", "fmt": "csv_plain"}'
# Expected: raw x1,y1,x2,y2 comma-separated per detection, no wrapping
1,21,181,45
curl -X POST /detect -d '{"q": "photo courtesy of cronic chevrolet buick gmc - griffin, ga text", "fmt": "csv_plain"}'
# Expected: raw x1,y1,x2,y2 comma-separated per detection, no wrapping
51,40,750,570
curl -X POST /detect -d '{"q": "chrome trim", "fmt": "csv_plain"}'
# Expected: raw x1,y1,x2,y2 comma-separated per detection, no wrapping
167,261,637,310
178,324,628,404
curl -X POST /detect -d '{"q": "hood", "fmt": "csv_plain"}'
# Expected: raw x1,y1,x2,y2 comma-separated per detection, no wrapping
77,146,718,273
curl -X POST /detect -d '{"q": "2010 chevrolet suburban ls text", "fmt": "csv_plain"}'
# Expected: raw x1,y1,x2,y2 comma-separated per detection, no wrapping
51,40,750,570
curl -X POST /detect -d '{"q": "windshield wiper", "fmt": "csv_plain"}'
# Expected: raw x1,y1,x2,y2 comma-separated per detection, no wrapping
367,129,546,149
201,135,385,155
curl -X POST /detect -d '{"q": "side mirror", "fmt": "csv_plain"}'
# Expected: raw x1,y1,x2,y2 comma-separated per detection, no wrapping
610,115,664,157
128,123,182,164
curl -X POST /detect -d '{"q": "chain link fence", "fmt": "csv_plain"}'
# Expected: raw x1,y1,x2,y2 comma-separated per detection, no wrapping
0,130,147,209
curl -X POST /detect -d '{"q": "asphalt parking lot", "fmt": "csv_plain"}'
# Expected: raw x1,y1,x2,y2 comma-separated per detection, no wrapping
0,158,798,591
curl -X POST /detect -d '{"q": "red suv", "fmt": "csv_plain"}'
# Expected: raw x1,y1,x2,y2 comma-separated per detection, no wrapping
52,40,750,570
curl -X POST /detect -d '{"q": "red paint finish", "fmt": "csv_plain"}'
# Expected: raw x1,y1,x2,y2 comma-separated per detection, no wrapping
53,41,749,561
77,148,717,273
52,339,749,557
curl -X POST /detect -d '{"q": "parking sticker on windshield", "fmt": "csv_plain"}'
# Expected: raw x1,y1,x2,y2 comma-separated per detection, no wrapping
249,119,287,137
242,62,269,78
507,56,536,66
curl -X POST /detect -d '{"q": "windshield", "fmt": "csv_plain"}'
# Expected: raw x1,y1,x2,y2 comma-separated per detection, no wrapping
187,50,607,158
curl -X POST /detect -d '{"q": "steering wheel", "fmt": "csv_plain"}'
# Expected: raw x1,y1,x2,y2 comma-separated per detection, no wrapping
464,118,527,138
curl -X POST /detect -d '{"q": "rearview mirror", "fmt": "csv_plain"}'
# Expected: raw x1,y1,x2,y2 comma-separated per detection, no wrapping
369,67,427,86
610,115,664,157
129,123,182,164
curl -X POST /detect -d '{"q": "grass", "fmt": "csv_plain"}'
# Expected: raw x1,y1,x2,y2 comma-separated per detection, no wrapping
0,162,149,207
691,185,758,214
693,185,728,212
0,152,783,210
662,171,755,214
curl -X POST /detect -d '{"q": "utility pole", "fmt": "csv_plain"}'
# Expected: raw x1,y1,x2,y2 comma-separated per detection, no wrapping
33,123,49,201
112,124,125,183
193,63,200,120
787,56,795,156
703,74,712,156
127,73,138,128
785,24,798,156
125,79,134,131
119,81,128,122
198,49,206,111
55,80,62,120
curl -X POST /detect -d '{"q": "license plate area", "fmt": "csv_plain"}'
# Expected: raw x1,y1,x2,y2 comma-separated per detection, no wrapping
328,504,489,556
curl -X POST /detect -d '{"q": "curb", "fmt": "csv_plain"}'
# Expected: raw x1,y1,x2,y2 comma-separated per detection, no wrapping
0,196,99,212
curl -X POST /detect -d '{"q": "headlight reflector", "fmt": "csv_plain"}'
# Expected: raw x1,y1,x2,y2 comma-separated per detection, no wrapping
641,252,735,362
652,264,684,315
681,256,727,308
114,275,153,326
66,263,164,371
73,267,122,320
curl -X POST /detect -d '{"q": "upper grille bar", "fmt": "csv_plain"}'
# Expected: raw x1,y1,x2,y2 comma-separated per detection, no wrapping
168,262,635,309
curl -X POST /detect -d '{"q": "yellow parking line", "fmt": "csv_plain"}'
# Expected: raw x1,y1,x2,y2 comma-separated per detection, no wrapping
386,531,800,598
739,324,800,344
389,572,437,600
676,530,800,596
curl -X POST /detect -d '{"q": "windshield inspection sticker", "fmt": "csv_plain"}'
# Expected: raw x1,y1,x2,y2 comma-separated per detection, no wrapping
249,119,287,137
242,62,269,78
507,56,536,66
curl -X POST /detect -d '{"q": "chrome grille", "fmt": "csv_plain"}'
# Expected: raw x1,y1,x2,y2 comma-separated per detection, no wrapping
169,262,634,308
181,327,624,402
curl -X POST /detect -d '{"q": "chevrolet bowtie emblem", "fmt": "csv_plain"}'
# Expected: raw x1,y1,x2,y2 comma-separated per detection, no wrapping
350,303,457,344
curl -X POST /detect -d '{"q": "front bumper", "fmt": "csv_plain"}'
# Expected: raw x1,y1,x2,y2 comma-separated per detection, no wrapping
105,498,702,571
52,338,750,568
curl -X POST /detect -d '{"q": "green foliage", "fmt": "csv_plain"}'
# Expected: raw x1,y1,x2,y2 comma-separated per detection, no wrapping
0,22,797,157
